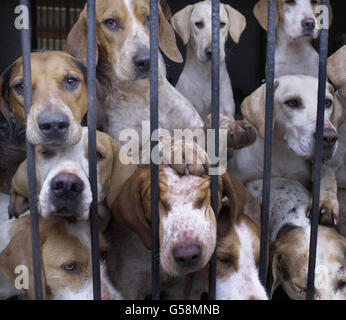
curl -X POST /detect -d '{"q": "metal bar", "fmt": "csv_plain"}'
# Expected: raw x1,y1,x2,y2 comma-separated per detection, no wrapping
307,0,330,300
20,0,43,300
86,0,101,300
149,0,160,301
208,0,220,301
259,0,276,287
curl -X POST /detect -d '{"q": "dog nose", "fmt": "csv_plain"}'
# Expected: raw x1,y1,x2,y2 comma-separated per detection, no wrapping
205,46,212,60
133,52,150,74
173,243,201,268
301,18,315,30
323,127,338,146
38,112,69,139
51,173,84,200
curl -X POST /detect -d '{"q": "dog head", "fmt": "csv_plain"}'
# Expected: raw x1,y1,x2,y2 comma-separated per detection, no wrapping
65,0,182,82
171,0,246,63
254,0,332,39
0,51,91,146
10,128,136,221
215,210,268,300
241,75,344,161
111,165,247,278
0,213,121,300
269,225,346,300
328,45,346,102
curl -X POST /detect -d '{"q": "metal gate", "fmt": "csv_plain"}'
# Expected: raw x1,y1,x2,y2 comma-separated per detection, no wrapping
19,0,330,300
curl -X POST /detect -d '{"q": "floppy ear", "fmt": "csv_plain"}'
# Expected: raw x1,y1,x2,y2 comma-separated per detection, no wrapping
241,82,278,140
328,46,346,100
224,5,247,44
158,4,183,63
330,88,346,129
171,5,194,46
65,6,98,65
109,166,152,250
160,0,172,21
0,216,47,300
253,0,279,31
105,138,138,208
217,172,248,237
0,69,15,138
268,242,284,299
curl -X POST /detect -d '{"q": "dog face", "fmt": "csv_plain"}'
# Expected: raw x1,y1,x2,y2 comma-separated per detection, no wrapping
171,0,246,63
242,75,344,161
111,165,247,277
270,226,346,300
11,128,134,221
254,0,332,38
216,213,268,300
0,214,122,300
0,51,88,146
65,0,182,83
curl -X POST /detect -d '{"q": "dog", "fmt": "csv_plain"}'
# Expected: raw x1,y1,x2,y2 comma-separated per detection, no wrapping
269,225,346,300
105,166,247,299
232,75,344,225
65,0,205,158
0,50,108,146
171,0,257,150
0,192,122,300
254,0,333,78
8,128,137,222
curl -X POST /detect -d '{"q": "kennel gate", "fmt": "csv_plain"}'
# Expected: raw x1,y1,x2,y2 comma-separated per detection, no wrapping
19,0,330,300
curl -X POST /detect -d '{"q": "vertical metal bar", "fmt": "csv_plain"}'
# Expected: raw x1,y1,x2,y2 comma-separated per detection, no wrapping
46,0,49,49
150,0,160,301
86,0,101,300
20,0,43,300
259,0,276,287
307,0,330,300
208,0,220,301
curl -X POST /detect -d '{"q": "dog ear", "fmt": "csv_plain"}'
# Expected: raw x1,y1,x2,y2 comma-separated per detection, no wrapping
328,46,346,101
105,138,138,209
241,81,279,140
268,241,285,299
253,0,279,31
224,5,247,44
109,166,152,250
217,172,248,237
65,6,99,65
171,5,194,46
159,0,172,21
0,216,47,300
158,4,183,63
329,86,346,129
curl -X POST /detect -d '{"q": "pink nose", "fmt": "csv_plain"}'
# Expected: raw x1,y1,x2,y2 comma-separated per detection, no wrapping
323,127,337,144
173,243,201,268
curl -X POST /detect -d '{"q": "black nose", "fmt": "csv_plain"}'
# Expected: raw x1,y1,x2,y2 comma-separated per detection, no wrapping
133,52,150,74
51,173,84,200
38,112,69,139
173,243,201,268
301,18,315,31
205,47,212,60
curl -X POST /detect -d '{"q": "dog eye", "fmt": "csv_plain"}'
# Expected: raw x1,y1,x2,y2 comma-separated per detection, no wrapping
285,0,296,5
285,99,299,108
195,22,204,29
220,22,226,29
104,18,120,31
96,151,104,161
62,263,80,274
40,150,55,158
64,77,80,90
325,99,332,108
14,82,24,95
217,256,234,266
311,0,318,4
145,15,150,27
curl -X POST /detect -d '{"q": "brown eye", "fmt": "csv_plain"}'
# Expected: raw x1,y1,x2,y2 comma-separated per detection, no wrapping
64,77,80,91
218,256,234,265
325,99,332,108
285,0,296,5
14,82,24,95
195,22,204,29
104,18,120,31
220,22,226,28
40,150,55,158
311,0,318,4
96,151,104,161
286,99,299,108
62,263,79,273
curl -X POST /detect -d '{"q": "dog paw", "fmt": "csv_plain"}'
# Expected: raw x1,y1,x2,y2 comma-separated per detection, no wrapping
8,189,29,219
227,120,257,150
307,192,339,226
